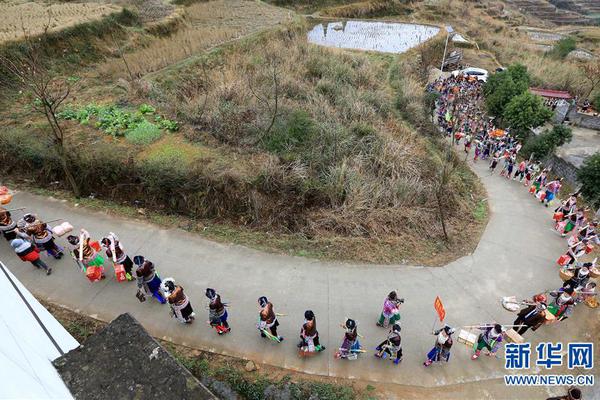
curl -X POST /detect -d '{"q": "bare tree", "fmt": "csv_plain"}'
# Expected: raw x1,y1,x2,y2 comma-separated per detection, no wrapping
435,148,457,243
110,31,135,82
580,60,600,99
0,31,81,197
248,57,280,140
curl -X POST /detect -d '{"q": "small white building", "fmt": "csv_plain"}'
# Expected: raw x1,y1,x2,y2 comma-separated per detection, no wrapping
0,260,79,399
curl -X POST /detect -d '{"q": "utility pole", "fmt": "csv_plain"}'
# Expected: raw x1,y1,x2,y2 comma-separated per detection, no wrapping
440,26,454,72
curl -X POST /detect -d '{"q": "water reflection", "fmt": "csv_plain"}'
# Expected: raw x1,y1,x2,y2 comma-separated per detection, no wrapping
308,21,440,54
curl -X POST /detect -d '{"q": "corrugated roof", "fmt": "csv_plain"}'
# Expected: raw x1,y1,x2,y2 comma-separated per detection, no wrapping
530,87,573,99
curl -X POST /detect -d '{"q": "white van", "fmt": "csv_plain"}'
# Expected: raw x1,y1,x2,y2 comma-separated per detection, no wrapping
451,67,489,82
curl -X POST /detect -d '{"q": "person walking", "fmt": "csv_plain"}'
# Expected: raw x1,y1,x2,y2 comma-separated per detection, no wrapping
376,291,403,327
161,278,195,324
375,323,403,364
101,233,134,281
206,288,230,334
424,325,455,366
513,301,547,335
257,296,283,342
471,324,505,360
10,238,52,275
0,208,18,241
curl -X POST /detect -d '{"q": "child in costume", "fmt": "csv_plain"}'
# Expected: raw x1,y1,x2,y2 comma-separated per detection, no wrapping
336,318,361,360
375,323,403,364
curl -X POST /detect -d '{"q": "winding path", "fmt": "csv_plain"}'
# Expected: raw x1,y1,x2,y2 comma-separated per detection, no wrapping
0,158,595,397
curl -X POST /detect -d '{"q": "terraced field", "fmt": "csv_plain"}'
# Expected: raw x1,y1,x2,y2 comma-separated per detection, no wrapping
0,0,121,44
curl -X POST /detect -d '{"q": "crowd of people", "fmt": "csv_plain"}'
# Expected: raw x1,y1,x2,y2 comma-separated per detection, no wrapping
0,72,597,370
431,73,599,341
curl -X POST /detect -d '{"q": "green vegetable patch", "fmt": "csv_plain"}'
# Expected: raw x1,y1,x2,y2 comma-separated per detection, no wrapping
58,103,179,145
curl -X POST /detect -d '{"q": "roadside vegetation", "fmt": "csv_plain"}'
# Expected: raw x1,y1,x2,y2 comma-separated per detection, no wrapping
0,0,486,265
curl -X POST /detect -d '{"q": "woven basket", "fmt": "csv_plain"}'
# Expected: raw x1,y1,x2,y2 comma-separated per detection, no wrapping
559,269,574,281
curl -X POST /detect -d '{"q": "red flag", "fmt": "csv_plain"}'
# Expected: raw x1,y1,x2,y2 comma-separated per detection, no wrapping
434,296,446,322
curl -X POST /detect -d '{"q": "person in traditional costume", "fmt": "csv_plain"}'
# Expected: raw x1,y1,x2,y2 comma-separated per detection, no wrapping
257,296,282,341
375,323,403,364
297,310,324,352
0,208,18,241
336,318,361,359
18,213,63,259
563,266,591,291
206,288,230,334
376,291,403,327
10,238,51,275
471,324,504,360
424,324,455,366
513,302,547,335
577,221,598,245
548,287,577,321
532,170,548,194
133,257,165,303
543,178,563,206
67,230,105,271
101,232,134,281
555,195,578,220
161,278,195,324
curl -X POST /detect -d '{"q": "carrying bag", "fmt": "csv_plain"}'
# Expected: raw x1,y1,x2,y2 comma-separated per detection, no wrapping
114,264,126,282
557,254,571,266
86,266,102,282
136,289,146,302
553,212,563,222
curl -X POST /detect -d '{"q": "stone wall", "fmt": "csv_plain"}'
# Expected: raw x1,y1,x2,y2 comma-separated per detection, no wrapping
544,153,580,187
568,109,600,130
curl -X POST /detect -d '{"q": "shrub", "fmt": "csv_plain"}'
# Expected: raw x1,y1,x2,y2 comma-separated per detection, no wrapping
577,152,600,208
125,120,163,145
484,64,530,119
521,134,557,161
548,36,577,59
548,124,573,147
521,124,573,160
264,110,315,155
503,92,553,138
593,92,600,111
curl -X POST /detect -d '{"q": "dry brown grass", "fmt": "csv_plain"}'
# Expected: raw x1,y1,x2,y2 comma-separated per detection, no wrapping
0,1,121,44
145,24,483,247
98,0,292,78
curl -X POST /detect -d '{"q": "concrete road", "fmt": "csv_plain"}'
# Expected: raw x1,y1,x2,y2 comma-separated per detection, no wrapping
0,157,597,398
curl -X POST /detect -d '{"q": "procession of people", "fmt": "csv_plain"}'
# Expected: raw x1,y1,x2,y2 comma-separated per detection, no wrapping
0,71,597,368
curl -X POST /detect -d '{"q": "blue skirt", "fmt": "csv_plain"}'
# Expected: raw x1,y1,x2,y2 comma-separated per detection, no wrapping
147,275,162,293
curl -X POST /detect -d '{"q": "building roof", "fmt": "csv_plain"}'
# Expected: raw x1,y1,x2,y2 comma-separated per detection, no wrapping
0,260,79,400
53,313,218,400
530,87,573,100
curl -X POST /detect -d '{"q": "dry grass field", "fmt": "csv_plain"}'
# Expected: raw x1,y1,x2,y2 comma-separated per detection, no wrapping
99,0,293,77
0,0,121,44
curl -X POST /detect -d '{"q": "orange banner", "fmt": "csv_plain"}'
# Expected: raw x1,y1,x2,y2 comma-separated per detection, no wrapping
434,296,446,322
